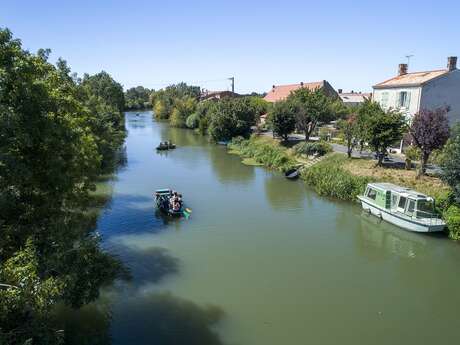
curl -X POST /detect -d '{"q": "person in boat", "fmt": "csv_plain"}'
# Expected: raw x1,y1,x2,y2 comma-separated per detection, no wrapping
172,199,181,212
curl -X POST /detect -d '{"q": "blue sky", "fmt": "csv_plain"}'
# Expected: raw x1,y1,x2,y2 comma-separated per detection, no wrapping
2,0,459,93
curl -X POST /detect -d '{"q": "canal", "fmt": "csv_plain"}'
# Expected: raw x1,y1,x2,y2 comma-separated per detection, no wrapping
63,111,460,344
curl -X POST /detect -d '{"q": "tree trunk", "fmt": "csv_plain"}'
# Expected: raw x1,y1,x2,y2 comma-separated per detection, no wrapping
347,139,352,158
416,152,429,178
304,130,309,142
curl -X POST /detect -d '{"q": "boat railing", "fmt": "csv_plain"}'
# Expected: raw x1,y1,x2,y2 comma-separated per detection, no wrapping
412,210,443,224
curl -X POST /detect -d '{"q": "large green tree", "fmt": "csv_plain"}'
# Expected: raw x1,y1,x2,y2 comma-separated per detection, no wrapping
0,28,126,344
358,100,406,166
125,86,151,110
287,87,336,141
208,97,258,142
268,101,296,141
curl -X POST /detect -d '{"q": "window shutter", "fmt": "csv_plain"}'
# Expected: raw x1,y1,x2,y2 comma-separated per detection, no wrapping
405,92,411,108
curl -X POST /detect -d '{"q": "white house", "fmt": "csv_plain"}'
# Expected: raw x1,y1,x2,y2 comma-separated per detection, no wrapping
373,57,460,125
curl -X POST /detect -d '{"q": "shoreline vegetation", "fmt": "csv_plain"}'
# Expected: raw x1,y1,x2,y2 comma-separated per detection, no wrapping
0,28,128,343
227,135,459,239
145,80,460,240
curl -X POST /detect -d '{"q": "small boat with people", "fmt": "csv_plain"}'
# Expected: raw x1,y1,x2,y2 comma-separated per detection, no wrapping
155,189,191,218
156,141,176,151
284,168,300,180
358,182,445,233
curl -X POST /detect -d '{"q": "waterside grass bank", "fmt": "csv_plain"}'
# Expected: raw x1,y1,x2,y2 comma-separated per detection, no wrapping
227,136,459,239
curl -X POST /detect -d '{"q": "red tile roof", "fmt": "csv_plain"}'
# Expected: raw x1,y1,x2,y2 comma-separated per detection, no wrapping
263,81,325,102
373,69,449,89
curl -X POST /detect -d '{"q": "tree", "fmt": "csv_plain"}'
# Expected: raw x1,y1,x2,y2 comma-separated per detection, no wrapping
125,86,151,110
441,124,460,202
338,113,358,158
208,97,258,141
358,100,406,166
287,87,336,141
409,107,450,177
170,96,197,128
268,101,296,141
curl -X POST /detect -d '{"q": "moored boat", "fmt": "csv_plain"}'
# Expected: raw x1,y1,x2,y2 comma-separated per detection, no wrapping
358,182,445,233
285,168,300,180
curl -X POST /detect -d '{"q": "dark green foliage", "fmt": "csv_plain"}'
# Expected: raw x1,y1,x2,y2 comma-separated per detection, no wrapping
293,141,332,156
151,83,200,120
441,124,460,202
208,97,258,142
0,28,126,344
268,101,296,141
302,154,371,201
444,205,460,240
228,137,296,172
287,87,337,141
125,86,151,110
357,100,406,166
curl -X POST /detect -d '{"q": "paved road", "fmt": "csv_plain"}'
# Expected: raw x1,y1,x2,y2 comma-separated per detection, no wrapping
263,131,442,176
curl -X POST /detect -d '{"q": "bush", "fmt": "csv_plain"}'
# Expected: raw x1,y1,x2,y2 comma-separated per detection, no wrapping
404,145,421,161
228,137,296,172
302,154,371,201
444,205,460,240
186,112,200,129
293,141,332,157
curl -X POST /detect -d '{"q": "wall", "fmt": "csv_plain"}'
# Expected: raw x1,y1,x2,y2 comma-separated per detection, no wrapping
419,70,460,125
373,87,421,118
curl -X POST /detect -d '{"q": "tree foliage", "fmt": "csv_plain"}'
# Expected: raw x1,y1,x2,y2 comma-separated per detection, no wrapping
125,86,152,110
268,101,296,141
357,100,406,166
441,124,460,202
287,87,336,140
0,28,126,343
208,97,258,142
409,107,450,177
338,113,359,158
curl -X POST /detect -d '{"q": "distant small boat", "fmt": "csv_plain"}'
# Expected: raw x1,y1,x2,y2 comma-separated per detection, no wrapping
285,168,300,180
156,141,176,150
136,113,140,116
217,141,229,146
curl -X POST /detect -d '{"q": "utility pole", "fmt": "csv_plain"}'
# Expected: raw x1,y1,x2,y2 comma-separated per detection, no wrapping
228,77,234,93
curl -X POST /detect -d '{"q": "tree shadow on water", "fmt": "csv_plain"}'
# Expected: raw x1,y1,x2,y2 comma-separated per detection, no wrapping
111,292,226,345
121,246,180,287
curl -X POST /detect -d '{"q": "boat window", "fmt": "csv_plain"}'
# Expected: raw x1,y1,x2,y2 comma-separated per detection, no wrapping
391,193,398,207
416,199,434,218
398,196,407,209
367,188,377,200
406,199,416,217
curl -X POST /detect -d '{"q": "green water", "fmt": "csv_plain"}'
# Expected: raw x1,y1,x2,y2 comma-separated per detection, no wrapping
64,111,460,344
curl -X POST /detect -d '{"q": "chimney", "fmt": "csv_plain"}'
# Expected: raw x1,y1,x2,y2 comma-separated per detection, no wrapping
398,63,408,76
272,85,275,92
338,88,343,94
300,82,304,87
447,56,457,71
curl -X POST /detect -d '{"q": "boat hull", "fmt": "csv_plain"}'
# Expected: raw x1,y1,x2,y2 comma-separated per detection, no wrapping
358,197,445,233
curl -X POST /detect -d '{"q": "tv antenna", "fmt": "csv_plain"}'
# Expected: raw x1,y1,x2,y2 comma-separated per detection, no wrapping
405,54,414,67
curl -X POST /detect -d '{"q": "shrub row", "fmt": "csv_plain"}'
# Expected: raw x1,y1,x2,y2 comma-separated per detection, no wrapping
302,154,371,201
293,141,333,157
228,136,297,172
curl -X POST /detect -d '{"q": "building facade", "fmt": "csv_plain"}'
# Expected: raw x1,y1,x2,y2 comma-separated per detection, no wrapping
373,57,460,124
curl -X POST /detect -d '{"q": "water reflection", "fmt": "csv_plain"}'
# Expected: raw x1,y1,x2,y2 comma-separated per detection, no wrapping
209,146,255,184
110,292,225,345
357,213,427,259
264,173,305,211
54,302,112,345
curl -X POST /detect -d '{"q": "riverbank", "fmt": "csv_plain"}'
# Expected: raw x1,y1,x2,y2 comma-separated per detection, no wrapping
227,136,460,239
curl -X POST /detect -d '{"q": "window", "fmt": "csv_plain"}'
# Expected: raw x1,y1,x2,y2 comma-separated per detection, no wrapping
391,193,398,207
367,188,377,200
381,92,389,108
416,199,434,218
398,196,407,209
406,200,416,216
397,91,411,108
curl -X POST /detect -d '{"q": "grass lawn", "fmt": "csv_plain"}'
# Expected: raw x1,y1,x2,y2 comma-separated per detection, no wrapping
342,156,449,199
